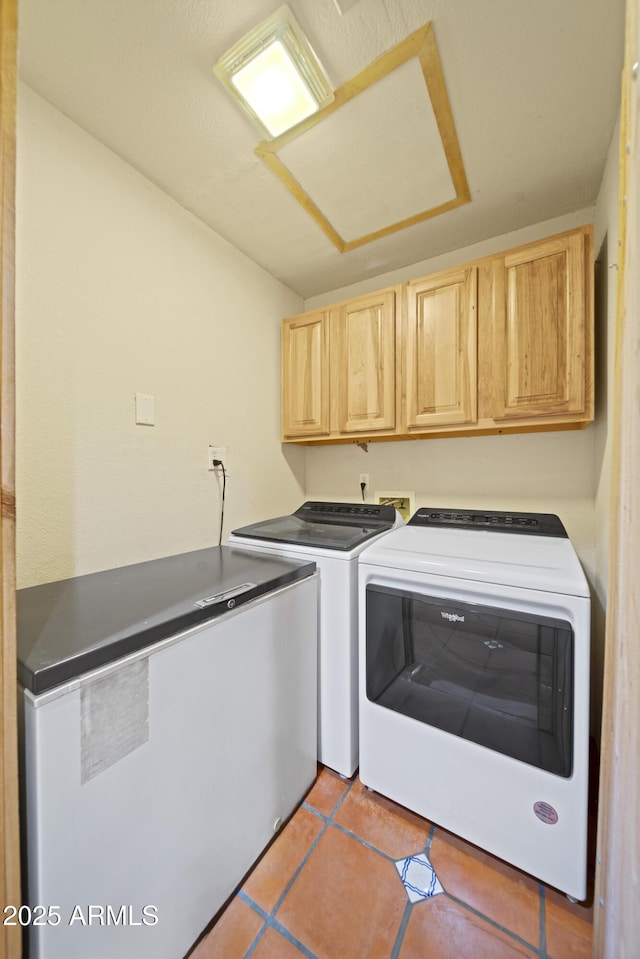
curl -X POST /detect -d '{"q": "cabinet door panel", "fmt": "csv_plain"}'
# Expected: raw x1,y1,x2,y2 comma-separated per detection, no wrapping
405,267,477,429
333,291,396,434
281,312,330,438
498,232,586,418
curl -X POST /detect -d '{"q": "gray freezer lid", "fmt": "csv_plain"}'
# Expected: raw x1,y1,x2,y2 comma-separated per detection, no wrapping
17,546,316,695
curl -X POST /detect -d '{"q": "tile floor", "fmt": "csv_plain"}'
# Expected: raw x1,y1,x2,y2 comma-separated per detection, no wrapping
188,766,594,959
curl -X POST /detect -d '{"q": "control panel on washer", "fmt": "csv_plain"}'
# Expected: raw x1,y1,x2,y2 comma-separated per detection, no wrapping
408,508,568,537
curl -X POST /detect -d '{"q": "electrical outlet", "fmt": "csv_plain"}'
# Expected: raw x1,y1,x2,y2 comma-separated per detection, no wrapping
208,446,226,471
359,473,369,488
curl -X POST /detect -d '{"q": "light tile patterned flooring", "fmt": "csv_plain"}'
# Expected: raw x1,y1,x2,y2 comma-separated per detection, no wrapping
189,766,594,959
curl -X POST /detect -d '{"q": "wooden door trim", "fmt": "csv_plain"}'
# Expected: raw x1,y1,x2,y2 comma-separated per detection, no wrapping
593,0,640,954
0,0,20,955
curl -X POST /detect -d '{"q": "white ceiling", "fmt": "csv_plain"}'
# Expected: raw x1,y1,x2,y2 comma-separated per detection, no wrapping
17,0,625,298
276,56,459,243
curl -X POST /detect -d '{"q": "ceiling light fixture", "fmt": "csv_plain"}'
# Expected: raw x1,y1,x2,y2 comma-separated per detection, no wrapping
214,5,334,140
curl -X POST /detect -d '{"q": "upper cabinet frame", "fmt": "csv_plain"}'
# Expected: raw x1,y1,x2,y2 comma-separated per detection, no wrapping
281,225,594,446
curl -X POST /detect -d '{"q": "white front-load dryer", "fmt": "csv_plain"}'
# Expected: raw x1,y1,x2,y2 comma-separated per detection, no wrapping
358,507,590,900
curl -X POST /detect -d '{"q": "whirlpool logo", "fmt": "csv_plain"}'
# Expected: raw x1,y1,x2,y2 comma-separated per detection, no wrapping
441,610,465,623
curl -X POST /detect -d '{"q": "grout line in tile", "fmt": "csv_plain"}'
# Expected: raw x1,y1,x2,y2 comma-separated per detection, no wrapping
265,770,432,959
238,891,320,959
539,883,549,959
236,891,269,959
238,889,270,922
305,775,437,867
268,916,321,959
329,818,404,863
423,822,437,855
242,921,267,959
306,783,445,909
249,773,359,930
317,812,438,874
272,820,329,915
306,770,359,822
300,801,329,821
443,890,544,957
389,900,413,959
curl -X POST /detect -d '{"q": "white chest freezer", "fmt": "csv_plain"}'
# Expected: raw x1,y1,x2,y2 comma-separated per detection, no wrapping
17,546,318,959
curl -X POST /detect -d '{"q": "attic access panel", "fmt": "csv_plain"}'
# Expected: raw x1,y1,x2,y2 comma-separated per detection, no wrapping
255,22,470,252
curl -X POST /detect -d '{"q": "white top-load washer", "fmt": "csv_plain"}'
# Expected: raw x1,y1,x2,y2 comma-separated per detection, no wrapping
358,507,590,899
230,501,403,777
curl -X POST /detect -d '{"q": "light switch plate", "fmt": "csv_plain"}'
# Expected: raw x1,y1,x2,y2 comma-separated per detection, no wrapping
135,392,155,426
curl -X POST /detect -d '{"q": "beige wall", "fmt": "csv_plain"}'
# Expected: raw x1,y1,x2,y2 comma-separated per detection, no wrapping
15,85,305,587
304,210,596,311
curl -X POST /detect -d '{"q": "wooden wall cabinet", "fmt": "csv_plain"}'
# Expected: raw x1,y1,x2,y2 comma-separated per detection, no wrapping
281,310,330,439
281,225,593,445
281,288,399,443
404,265,477,431
480,227,593,427
330,289,398,436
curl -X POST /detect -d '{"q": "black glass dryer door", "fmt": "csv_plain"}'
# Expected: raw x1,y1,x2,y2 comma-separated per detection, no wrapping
365,585,574,777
